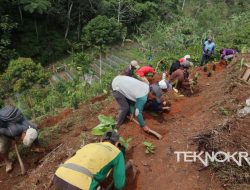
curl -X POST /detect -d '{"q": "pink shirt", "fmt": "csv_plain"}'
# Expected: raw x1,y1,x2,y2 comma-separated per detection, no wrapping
136,66,155,77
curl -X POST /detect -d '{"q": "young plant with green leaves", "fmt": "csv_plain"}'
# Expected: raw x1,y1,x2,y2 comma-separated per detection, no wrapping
143,141,155,154
119,137,133,149
91,115,116,136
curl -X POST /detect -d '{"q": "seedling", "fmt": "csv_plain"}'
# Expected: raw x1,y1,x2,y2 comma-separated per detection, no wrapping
203,66,208,72
190,72,200,93
119,137,133,149
219,107,229,116
207,71,212,77
191,72,200,86
91,115,116,136
212,64,216,71
143,141,155,154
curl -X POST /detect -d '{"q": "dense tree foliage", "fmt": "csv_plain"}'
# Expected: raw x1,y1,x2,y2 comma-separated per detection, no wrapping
0,0,250,117
0,57,48,95
82,15,126,48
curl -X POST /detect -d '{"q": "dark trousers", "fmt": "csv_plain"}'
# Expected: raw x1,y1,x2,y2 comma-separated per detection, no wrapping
113,91,129,127
145,100,163,113
53,175,81,190
200,54,211,66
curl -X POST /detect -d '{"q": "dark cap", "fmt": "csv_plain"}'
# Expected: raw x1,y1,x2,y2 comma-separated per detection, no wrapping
102,130,119,143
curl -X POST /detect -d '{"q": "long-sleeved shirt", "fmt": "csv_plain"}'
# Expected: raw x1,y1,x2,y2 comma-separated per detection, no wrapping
55,142,126,190
170,69,189,89
136,66,155,77
203,41,215,55
112,76,149,102
221,49,237,59
112,76,149,127
0,120,36,137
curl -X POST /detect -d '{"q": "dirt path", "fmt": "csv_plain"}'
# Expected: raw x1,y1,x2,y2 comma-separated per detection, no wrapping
1,57,249,189
118,64,227,190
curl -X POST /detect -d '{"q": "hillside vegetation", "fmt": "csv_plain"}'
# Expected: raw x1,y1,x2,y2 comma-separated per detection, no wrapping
0,0,250,118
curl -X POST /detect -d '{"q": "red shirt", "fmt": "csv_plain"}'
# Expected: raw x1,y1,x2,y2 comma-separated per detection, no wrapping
136,66,155,77
178,57,186,63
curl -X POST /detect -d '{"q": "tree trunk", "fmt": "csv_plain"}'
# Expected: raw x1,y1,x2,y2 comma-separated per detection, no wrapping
18,1,23,24
34,17,38,40
99,52,102,83
65,2,73,39
117,0,121,23
77,8,81,41
182,0,186,11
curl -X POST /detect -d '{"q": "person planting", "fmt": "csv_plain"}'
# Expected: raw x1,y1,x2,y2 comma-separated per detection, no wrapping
136,65,156,84
0,106,38,173
111,75,150,132
170,61,192,92
219,48,238,64
53,130,126,190
179,54,191,63
123,60,140,77
146,79,172,113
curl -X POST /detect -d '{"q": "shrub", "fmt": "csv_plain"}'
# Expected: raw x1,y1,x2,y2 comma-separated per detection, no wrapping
1,57,49,94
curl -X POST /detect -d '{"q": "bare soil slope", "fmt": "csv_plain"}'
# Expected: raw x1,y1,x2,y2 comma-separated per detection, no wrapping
0,54,249,190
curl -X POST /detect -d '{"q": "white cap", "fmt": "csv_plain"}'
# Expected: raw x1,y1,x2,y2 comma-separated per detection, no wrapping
130,60,140,69
159,80,172,90
23,127,38,147
184,55,191,59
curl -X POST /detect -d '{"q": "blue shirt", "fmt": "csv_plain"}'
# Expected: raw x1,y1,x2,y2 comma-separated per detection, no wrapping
203,41,215,55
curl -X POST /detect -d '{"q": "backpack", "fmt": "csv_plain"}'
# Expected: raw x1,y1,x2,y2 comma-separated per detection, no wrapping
0,106,24,127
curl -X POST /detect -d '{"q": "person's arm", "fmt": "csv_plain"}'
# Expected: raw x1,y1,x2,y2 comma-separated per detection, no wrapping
149,67,156,74
221,49,226,59
0,127,12,137
113,152,126,189
0,123,23,138
202,42,206,53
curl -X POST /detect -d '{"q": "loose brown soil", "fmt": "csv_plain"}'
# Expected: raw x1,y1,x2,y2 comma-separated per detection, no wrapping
0,54,250,190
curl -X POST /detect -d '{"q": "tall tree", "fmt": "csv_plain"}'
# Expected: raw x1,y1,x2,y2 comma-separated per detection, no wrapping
82,15,126,81
20,0,51,40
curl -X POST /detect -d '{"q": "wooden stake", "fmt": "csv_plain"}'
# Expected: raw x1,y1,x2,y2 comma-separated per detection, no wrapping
128,117,162,140
14,143,26,175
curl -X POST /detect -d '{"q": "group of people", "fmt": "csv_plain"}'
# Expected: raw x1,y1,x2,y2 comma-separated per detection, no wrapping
200,36,238,66
0,36,239,190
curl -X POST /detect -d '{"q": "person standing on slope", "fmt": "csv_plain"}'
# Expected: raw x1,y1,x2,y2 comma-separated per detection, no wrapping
200,37,216,66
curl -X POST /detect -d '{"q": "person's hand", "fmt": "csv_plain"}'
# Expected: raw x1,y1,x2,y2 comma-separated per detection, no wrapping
142,125,150,132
